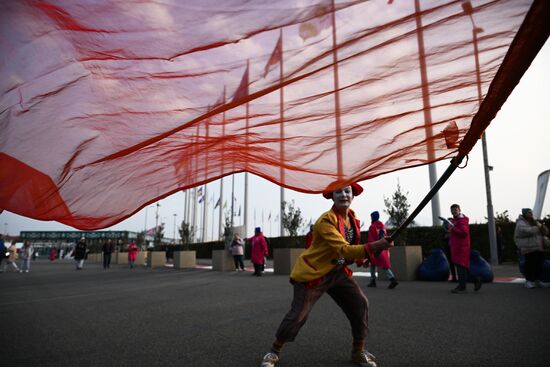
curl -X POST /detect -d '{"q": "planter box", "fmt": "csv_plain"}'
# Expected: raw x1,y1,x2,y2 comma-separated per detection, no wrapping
212,250,234,272
87,253,100,263
273,248,303,275
174,251,196,269
390,245,422,281
147,251,166,268
117,253,128,265
136,251,147,266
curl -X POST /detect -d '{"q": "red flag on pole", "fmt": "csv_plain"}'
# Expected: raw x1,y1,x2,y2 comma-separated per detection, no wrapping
232,64,249,102
263,35,282,78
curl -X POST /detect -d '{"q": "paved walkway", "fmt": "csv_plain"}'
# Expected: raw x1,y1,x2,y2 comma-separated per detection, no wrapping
1,259,548,367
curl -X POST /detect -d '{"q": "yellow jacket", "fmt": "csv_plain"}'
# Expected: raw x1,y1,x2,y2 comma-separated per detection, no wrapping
290,208,367,283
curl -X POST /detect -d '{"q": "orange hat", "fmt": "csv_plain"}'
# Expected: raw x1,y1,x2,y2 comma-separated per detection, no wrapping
322,182,364,199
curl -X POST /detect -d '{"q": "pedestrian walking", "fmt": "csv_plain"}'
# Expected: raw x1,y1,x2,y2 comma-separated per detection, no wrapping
127,240,139,268
3,240,20,272
230,233,245,271
448,204,482,294
365,211,398,289
48,246,58,261
514,208,549,288
102,239,114,269
250,227,268,276
259,183,392,367
0,234,7,272
74,237,87,270
19,241,33,273
442,217,457,282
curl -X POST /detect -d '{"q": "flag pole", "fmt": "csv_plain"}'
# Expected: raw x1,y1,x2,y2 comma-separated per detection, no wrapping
202,108,210,243
331,0,343,181
231,174,235,232
279,28,286,238
244,60,250,238
219,86,226,240
414,0,441,225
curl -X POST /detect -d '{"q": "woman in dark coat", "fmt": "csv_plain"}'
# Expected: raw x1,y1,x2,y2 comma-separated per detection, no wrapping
74,237,87,270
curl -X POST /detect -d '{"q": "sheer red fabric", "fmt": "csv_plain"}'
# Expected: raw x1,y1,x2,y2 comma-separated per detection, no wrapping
0,0,546,229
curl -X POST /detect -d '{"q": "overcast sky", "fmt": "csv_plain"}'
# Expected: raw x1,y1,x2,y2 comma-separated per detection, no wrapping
1,36,548,241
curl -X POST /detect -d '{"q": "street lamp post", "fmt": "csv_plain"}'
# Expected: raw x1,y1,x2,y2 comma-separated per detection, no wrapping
173,213,177,244
462,1,498,266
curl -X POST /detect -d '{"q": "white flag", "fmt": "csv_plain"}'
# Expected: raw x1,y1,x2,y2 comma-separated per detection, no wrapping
533,170,550,219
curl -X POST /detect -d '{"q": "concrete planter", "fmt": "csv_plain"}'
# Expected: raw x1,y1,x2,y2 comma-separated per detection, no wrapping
117,252,128,265
273,248,303,275
390,245,422,281
174,251,196,269
136,251,147,266
87,253,100,263
147,251,166,268
212,249,234,272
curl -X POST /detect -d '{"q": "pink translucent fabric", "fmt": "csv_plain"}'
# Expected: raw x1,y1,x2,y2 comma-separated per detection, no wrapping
0,0,544,229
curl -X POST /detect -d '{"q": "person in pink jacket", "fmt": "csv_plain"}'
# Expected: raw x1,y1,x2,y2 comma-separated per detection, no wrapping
250,227,269,276
365,211,398,289
448,204,481,294
127,240,139,269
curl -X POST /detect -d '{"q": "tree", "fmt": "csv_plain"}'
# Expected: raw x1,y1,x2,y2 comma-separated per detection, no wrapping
178,220,194,246
137,231,145,247
494,210,511,225
282,200,304,237
154,223,165,247
222,210,233,245
384,181,412,245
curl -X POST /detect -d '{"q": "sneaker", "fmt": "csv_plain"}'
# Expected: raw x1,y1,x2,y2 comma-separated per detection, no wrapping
451,287,467,294
524,281,536,289
474,277,482,292
351,350,377,367
260,352,279,367
535,280,550,288
367,279,376,288
388,279,399,289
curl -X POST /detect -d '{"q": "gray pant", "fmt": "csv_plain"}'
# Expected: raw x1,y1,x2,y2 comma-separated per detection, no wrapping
275,268,369,342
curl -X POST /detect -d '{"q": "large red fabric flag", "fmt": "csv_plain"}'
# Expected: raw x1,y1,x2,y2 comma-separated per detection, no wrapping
0,0,547,229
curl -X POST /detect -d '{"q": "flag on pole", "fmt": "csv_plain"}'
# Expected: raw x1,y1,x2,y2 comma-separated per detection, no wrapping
298,2,331,42
533,170,550,219
232,64,249,102
197,186,205,203
145,226,161,236
263,35,282,78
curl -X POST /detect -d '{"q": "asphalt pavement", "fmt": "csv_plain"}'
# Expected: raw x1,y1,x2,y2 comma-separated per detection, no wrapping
1,259,549,367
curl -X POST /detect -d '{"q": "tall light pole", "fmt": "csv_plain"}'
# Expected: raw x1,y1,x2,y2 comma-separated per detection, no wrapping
143,205,154,246
462,1,498,266
414,0,441,225
173,213,177,244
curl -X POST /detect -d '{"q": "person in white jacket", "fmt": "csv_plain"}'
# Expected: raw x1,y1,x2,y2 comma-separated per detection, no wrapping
19,241,34,273
514,208,549,288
